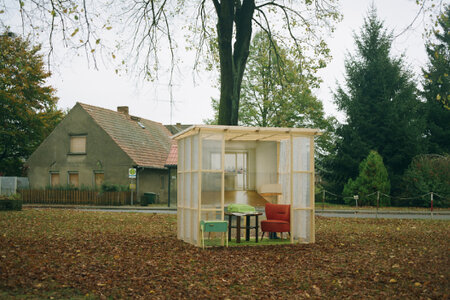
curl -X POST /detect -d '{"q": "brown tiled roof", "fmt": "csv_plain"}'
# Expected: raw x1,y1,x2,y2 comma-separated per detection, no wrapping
165,142,178,166
78,102,172,169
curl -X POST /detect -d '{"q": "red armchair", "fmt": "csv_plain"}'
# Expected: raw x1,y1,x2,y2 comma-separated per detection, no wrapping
261,203,290,240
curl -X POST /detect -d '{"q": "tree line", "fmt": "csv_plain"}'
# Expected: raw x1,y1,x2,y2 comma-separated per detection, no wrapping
0,2,448,207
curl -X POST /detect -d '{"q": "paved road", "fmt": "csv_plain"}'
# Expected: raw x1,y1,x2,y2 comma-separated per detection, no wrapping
316,211,450,220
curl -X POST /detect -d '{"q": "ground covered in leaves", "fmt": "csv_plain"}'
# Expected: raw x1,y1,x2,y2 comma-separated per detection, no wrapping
0,210,448,299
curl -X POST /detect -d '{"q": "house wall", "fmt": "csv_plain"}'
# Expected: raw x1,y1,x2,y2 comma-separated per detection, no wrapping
138,168,169,203
27,104,135,189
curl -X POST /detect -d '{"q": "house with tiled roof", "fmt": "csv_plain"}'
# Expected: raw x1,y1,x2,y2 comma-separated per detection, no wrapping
26,102,175,203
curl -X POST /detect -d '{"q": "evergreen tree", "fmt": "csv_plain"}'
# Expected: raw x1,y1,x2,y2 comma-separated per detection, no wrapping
343,150,390,206
422,6,450,154
323,9,424,195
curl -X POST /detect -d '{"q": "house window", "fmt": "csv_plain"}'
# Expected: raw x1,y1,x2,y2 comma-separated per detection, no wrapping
50,172,60,187
68,172,79,187
70,135,86,154
94,172,104,188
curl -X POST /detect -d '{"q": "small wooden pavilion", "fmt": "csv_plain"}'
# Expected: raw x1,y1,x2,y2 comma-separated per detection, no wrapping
172,125,321,247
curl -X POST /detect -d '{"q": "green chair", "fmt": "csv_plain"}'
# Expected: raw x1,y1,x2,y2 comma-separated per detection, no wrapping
200,220,229,249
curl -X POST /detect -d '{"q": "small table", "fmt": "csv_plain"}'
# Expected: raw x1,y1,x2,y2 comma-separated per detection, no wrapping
225,212,263,243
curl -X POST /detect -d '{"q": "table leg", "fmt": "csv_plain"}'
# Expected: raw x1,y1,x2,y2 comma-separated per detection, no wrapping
236,216,241,243
255,215,259,243
228,215,232,242
245,215,250,241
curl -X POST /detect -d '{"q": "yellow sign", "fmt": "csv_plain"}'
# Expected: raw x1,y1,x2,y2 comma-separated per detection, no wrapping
129,183,136,190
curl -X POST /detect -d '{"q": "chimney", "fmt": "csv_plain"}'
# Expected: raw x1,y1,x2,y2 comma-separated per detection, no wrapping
117,106,129,115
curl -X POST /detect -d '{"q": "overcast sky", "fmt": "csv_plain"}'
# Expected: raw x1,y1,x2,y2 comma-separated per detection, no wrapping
41,0,431,125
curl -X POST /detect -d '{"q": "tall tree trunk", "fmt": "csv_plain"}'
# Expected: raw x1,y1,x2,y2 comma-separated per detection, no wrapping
215,0,255,125
216,0,234,125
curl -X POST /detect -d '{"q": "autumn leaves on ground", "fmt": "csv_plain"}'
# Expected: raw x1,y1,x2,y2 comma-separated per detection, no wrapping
0,210,448,299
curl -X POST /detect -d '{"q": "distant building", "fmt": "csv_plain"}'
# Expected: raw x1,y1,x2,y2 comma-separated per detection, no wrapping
26,102,186,203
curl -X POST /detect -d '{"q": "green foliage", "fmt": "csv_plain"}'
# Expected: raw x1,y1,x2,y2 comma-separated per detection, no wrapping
45,184,91,191
343,151,390,206
402,154,450,207
101,182,129,192
0,32,63,176
422,5,450,154
0,194,22,210
238,32,329,128
323,9,424,195
208,31,336,157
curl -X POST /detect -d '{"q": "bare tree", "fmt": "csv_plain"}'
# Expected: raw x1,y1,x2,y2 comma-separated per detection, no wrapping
0,0,341,125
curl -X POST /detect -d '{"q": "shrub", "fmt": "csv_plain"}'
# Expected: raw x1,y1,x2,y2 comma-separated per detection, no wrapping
101,182,129,192
343,151,390,206
402,154,450,207
0,194,22,211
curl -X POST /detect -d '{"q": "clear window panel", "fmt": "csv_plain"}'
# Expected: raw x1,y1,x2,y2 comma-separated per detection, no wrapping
185,137,191,171
293,173,311,208
192,135,199,170
201,210,222,221
225,154,236,172
201,172,222,209
293,137,310,171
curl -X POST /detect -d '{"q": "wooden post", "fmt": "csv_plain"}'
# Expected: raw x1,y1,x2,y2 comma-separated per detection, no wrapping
289,135,294,244
376,191,380,219
310,136,315,243
322,189,325,212
430,192,434,218
221,132,225,245
197,132,202,247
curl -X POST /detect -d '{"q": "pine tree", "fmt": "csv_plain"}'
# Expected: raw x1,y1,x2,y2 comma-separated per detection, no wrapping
323,9,424,195
343,151,390,206
422,5,450,154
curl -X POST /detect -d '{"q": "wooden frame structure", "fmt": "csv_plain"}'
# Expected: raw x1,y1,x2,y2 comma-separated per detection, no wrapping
173,125,321,247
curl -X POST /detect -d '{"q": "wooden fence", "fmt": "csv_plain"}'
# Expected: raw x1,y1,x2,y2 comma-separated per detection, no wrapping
19,190,137,206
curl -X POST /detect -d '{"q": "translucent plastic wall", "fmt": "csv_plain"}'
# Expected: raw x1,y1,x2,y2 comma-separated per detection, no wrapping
177,131,224,246
178,127,315,246
279,136,315,243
